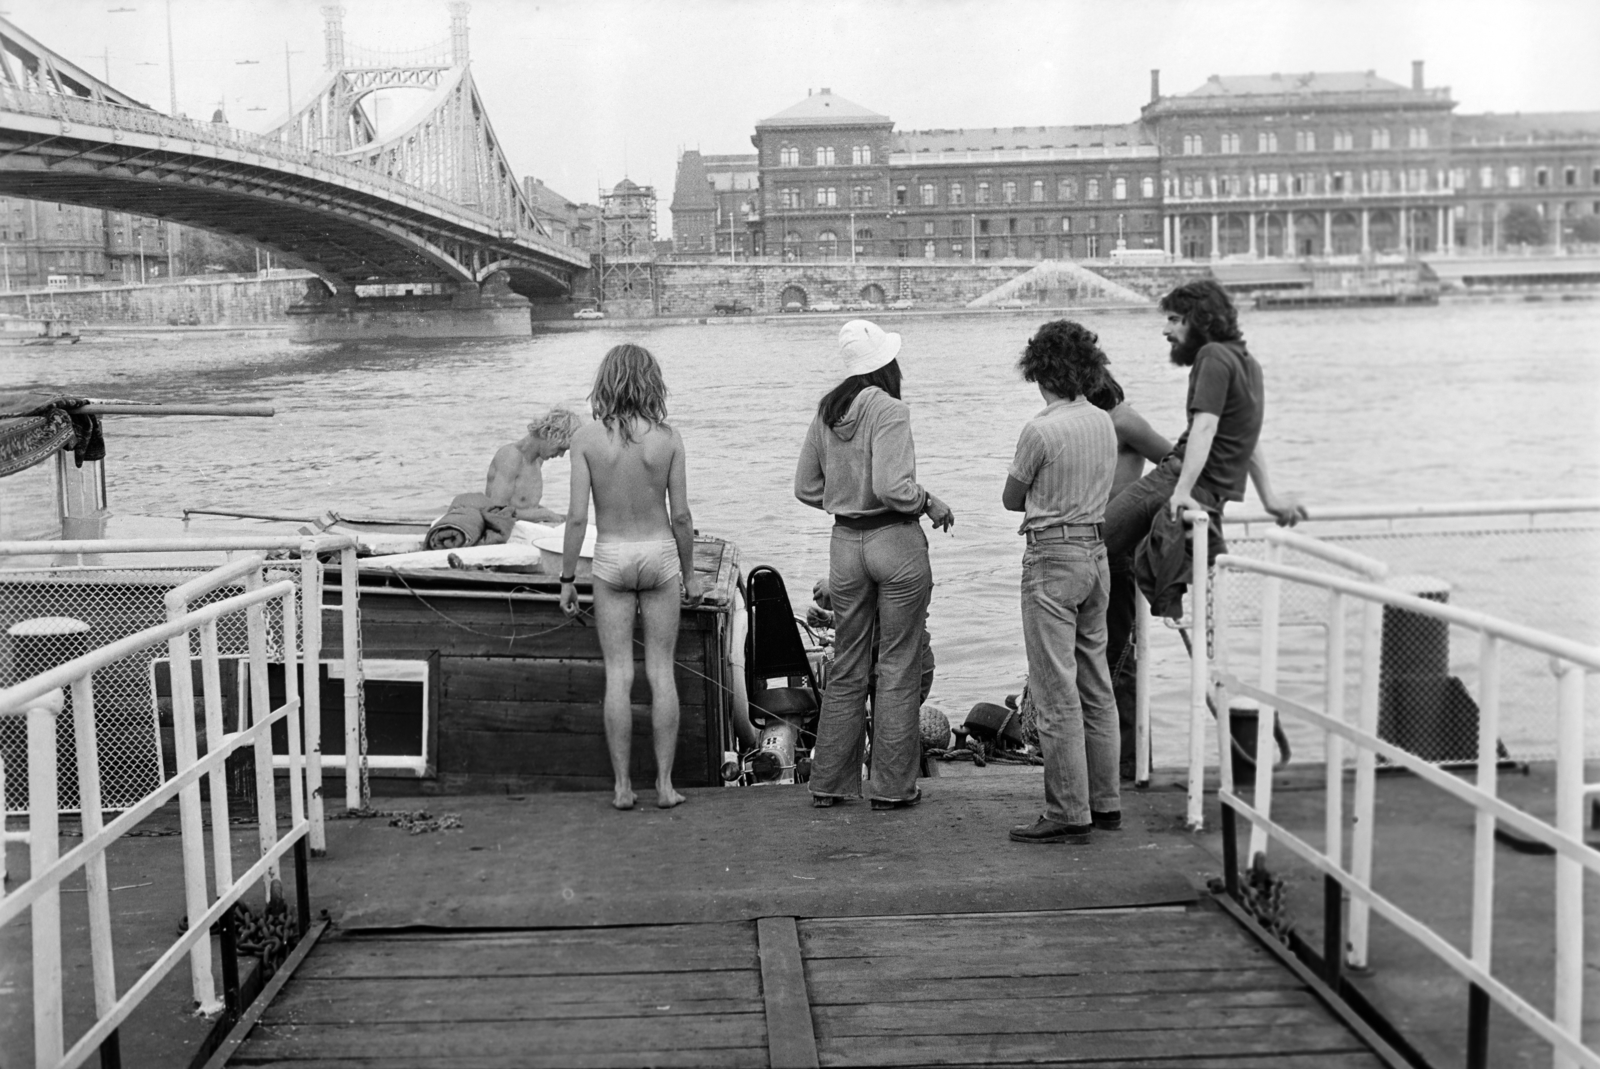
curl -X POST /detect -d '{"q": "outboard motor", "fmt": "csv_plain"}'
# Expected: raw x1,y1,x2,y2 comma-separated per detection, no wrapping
741,565,825,785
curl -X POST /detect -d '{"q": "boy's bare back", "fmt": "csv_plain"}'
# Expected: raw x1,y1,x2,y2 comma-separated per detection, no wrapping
571,417,682,541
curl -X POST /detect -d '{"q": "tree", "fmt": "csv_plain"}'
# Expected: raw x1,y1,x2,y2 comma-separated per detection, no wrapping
1572,213,1600,245
175,228,268,275
1500,205,1545,247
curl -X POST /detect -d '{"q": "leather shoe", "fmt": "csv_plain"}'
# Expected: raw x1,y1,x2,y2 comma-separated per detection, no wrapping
1009,815,1093,844
812,795,838,808
1092,810,1122,830
870,788,922,811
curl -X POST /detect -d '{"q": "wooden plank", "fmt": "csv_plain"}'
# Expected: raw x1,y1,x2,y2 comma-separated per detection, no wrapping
428,771,618,794
298,927,758,980
441,657,710,706
229,1045,771,1068
812,998,1333,1040
238,1015,765,1059
803,943,1271,983
808,966,1304,1005
813,1024,1374,1066
757,917,820,1069
799,912,1243,957
265,973,759,1024
948,1058,1387,1069
442,696,712,735
436,725,711,781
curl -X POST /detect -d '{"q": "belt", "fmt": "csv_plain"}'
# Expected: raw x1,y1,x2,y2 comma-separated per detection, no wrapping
834,510,918,531
1026,523,1103,543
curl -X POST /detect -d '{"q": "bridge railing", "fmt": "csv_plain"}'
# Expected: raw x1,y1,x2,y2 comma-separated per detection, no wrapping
0,556,321,1068
1192,530,1599,1069
0,83,569,253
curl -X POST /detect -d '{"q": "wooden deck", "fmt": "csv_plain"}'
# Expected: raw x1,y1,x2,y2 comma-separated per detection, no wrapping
229,907,1386,1067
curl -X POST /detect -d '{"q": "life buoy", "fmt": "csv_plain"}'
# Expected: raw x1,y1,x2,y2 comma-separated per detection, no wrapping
726,580,759,749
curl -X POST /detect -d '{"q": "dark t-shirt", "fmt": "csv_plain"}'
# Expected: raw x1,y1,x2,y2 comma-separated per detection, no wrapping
1170,340,1263,502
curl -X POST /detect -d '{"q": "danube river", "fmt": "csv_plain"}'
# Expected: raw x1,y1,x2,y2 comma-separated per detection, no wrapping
4,298,1598,764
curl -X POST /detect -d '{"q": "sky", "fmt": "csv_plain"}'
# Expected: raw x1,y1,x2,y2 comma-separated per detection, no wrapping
9,0,1600,229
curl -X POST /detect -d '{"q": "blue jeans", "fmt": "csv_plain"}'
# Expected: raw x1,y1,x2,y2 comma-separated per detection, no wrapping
1021,539,1119,825
1104,455,1226,563
810,521,932,803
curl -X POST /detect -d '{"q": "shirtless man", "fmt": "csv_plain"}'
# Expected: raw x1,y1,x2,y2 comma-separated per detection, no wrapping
485,407,580,523
559,344,703,811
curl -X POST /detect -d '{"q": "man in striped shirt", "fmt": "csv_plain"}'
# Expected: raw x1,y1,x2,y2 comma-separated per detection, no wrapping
1002,320,1121,846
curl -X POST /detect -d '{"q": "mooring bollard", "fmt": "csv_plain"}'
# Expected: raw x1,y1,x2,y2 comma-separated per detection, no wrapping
1376,577,1491,764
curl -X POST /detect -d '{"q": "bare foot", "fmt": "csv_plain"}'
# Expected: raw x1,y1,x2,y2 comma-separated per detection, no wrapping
656,786,686,809
613,787,636,810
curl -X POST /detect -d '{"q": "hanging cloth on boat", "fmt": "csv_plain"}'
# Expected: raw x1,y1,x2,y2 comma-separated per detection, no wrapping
424,492,516,550
0,395,105,477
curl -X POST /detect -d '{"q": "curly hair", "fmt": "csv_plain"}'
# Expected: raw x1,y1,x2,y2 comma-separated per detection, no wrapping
1084,367,1125,413
589,343,668,444
1017,320,1108,401
526,405,580,446
1159,279,1243,344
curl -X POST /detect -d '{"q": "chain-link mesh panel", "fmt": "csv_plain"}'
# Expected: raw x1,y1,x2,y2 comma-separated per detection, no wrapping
1217,520,1600,766
0,564,304,813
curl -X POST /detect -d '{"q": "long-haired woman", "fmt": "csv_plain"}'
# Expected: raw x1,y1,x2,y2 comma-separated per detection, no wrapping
795,320,955,810
560,343,702,810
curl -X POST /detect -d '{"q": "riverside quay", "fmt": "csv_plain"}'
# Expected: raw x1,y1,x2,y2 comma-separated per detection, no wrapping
670,62,1600,263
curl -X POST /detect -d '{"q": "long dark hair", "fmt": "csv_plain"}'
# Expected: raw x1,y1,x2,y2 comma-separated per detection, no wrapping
1159,279,1244,344
818,359,902,428
590,343,667,444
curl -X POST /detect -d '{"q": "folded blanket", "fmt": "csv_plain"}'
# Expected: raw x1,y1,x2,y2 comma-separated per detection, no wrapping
425,492,516,550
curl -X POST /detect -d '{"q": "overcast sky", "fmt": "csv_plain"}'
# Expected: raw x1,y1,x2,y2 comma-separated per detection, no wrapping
12,0,1600,221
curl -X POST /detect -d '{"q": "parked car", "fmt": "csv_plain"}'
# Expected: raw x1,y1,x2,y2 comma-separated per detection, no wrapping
995,297,1028,310
573,307,605,320
885,298,914,310
781,301,805,313
810,300,843,313
713,301,752,316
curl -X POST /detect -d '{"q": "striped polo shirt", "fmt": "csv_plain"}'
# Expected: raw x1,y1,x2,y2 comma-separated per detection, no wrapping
1009,397,1116,535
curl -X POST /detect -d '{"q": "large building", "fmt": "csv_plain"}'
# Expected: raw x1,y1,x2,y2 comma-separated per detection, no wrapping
671,68,1600,262
0,199,176,288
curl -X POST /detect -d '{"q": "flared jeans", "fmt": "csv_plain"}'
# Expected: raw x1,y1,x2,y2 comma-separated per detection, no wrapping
809,521,932,803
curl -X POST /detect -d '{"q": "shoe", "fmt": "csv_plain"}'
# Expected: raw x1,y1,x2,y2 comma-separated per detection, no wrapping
1092,810,1122,830
1009,815,1093,844
870,789,922,811
811,794,838,808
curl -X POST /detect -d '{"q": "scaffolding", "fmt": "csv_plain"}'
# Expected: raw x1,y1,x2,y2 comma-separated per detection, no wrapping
596,180,657,313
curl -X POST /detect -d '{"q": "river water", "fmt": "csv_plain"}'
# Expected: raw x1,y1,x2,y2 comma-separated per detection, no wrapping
4,299,1598,764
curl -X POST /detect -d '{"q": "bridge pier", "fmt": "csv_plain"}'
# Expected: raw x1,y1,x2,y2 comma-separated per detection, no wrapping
285,274,536,342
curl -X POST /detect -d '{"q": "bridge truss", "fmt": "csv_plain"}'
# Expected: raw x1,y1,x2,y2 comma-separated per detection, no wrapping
0,5,587,299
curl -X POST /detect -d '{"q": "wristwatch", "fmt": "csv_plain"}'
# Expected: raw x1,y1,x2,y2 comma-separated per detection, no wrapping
559,574,576,585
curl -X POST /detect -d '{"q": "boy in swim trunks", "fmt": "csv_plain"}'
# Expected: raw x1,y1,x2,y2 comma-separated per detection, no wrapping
559,343,703,811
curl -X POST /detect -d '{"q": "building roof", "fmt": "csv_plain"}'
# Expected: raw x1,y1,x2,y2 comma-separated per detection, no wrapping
1452,112,1600,143
670,151,716,212
700,153,759,170
523,177,582,215
894,122,1151,153
1184,71,1409,98
756,88,891,128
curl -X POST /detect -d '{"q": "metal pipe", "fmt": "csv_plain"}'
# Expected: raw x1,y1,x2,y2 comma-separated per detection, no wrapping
1185,509,1209,831
1347,598,1384,970
70,673,118,1033
1250,541,1283,861
1553,663,1585,1069
199,622,234,892
1224,497,1600,528
165,615,220,1012
243,570,281,901
1134,588,1151,787
1470,635,1501,976
300,550,327,855
340,546,366,809
28,695,64,1065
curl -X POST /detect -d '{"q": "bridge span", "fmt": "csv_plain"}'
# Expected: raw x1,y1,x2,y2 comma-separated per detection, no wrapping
0,9,589,334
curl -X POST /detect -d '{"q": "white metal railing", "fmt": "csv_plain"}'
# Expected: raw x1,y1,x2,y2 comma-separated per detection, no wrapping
0,534,366,853
1193,534,1599,1069
0,563,310,1068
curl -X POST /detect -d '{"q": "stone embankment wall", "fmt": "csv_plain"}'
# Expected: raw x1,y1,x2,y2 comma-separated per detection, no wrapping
652,261,1047,317
1092,264,1210,299
0,273,313,325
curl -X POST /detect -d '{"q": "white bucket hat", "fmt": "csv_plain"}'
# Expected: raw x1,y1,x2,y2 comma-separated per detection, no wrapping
838,319,902,377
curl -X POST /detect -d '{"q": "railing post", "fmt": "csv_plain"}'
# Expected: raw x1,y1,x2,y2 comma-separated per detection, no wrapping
1348,597,1384,971
300,547,327,854
339,546,367,810
164,621,221,1013
69,673,118,1043
1470,635,1501,1002
1134,588,1152,787
198,621,234,895
243,570,281,898
1249,541,1284,862
1213,564,1234,799
280,588,306,832
1323,590,1348,973
1186,509,1210,832
1552,660,1585,1069
26,691,64,1068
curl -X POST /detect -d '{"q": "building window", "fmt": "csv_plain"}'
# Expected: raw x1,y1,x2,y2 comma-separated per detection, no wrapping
1593,168,1600,185
1033,217,1046,233
1295,130,1316,152
1258,173,1279,195
1330,172,1346,193
814,146,835,166
1449,168,1467,189
1507,166,1524,189
817,230,838,258
978,219,990,235
976,182,991,204
1368,170,1391,193
1407,127,1430,149
894,221,908,237
1085,178,1101,200
851,185,874,206
1217,175,1233,196
920,182,937,206
1370,128,1391,150
1257,131,1278,153
780,188,801,209
1332,130,1353,151
1086,216,1098,232
815,186,838,207
923,240,936,259
1407,168,1428,191
1006,217,1018,234
856,227,873,241
779,145,799,166
951,241,963,256
895,185,908,205
1030,179,1045,202
1057,177,1076,200
1085,235,1100,257
1112,177,1128,200
1480,167,1496,190
948,182,965,205
1535,167,1550,188
1565,167,1578,186
1002,181,1018,203
852,144,872,165
923,220,935,236
1220,132,1240,154
1140,176,1155,198
1060,216,1071,233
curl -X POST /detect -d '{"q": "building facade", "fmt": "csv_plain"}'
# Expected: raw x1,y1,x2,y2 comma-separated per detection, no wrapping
0,199,176,288
673,68,1600,262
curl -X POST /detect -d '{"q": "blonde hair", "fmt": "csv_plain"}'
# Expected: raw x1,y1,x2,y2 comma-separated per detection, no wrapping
589,343,667,444
526,405,580,445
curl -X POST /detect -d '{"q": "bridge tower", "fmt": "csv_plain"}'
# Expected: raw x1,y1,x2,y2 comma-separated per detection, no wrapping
597,179,658,316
